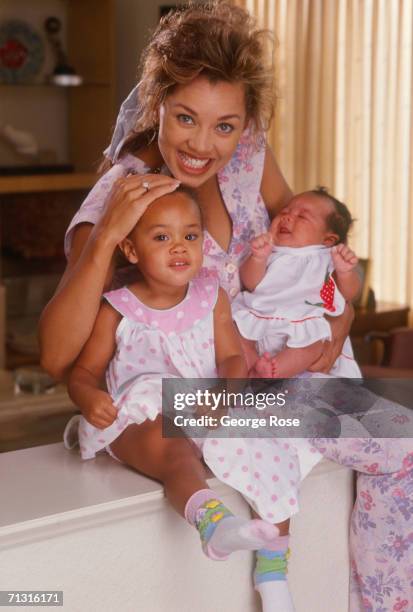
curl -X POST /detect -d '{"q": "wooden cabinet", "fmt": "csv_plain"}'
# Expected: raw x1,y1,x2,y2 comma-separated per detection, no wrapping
351,302,410,336
0,0,115,368
67,0,116,172
350,302,410,365
0,0,115,185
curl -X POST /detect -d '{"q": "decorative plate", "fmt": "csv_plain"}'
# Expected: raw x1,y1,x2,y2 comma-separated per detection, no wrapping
0,20,44,84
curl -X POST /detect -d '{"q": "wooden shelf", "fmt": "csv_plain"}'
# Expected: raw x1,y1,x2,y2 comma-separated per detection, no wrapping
0,0,115,372
351,302,410,365
351,302,410,336
5,347,40,371
0,173,97,195
0,82,111,89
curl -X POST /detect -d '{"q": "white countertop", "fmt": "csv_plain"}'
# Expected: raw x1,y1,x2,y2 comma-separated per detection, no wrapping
1,442,344,531
0,443,163,529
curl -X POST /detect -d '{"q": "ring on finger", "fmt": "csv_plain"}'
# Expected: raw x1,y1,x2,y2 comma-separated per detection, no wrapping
142,181,150,193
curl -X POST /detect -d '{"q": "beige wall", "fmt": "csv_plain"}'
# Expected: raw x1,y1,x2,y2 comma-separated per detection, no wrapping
115,1,203,108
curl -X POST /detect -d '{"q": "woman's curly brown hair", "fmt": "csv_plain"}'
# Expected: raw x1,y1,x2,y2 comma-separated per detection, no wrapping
121,1,275,157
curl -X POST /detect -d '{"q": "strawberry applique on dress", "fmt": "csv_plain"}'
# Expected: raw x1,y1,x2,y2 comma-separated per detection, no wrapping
305,266,336,312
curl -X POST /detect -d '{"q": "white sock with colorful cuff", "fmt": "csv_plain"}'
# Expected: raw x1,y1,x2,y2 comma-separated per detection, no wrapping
254,537,295,612
184,489,280,560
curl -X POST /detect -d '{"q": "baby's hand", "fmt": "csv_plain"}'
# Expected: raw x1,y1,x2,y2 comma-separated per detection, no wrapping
250,232,273,261
332,244,358,273
82,389,118,430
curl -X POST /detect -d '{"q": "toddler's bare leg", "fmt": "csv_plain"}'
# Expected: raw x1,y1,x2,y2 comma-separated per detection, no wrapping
110,416,281,558
274,518,289,536
110,416,206,516
266,340,324,378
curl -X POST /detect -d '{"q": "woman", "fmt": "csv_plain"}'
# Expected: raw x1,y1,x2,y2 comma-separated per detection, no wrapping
39,3,412,610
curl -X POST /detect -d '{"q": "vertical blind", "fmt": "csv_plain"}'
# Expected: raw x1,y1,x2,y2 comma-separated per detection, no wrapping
234,0,413,310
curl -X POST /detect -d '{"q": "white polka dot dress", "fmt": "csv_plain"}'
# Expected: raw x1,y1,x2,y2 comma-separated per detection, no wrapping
71,276,323,522
77,277,219,460
202,430,323,522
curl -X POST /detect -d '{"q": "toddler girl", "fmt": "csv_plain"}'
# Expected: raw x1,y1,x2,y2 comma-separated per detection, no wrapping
67,186,297,612
233,187,362,378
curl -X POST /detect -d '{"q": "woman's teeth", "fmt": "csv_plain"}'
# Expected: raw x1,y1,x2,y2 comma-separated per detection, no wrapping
178,152,210,169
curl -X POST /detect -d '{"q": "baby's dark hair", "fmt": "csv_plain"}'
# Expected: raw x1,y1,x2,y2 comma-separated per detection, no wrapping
311,186,354,244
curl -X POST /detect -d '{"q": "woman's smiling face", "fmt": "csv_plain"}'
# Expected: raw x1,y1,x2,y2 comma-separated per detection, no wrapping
158,76,247,187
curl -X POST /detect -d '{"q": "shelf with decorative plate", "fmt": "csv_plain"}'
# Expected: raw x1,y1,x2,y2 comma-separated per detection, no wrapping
0,0,115,381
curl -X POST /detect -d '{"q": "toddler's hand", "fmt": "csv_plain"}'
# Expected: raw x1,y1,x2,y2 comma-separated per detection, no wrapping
82,389,118,429
250,232,273,261
332,244,358,273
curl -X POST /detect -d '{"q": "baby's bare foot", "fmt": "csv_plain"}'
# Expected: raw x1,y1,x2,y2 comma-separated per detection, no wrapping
271,357,282,378
255,353,273,378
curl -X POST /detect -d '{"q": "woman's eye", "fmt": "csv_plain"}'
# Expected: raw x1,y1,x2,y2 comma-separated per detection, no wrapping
185,233,198,241
154,234,168,241
217,122,234,134
177,114,194,125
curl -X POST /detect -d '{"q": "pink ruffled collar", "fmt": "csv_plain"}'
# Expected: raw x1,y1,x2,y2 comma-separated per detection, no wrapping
104,277,219,335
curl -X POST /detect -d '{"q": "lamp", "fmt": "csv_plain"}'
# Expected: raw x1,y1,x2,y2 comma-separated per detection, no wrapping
44,17,82,87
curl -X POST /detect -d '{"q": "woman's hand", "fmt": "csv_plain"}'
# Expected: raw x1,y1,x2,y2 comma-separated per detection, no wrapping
308,302,355,373
95,173,180,247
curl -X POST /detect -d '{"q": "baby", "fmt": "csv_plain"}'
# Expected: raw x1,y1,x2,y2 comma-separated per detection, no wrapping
233,187,362,378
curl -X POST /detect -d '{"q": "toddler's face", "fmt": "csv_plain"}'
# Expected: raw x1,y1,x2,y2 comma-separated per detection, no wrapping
122,192,203,288
270,193,337,248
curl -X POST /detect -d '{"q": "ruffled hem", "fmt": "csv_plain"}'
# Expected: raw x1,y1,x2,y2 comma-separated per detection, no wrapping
233,307,331,348
75,374,168,459
77,409,158,460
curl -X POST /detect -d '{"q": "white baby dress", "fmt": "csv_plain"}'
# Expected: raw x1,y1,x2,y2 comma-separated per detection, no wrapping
232,244,362,377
